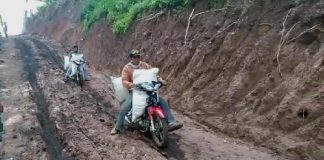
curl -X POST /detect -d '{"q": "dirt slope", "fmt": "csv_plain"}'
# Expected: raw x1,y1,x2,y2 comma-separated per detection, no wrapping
1,36,285,159
26,0,324,159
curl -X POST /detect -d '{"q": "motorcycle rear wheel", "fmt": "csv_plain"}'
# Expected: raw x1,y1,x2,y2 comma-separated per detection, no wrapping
151,116,168,148
77,72,84,88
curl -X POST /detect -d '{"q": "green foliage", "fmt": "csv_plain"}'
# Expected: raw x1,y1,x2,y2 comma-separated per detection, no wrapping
37,0,55,13
81,0,191,35
37,6,47,13
83,0,305,35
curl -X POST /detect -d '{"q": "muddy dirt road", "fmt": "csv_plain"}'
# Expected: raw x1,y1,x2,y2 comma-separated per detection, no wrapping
0,36,288,159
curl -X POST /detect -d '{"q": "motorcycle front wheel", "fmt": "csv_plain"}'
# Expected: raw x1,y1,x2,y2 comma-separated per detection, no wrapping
76,71,84,88
151,116,168,148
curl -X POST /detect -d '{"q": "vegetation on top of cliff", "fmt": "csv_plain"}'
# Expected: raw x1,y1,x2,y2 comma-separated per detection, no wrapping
80,0,308,35
37,0,55,13
81,0,199,34
81,0,267,35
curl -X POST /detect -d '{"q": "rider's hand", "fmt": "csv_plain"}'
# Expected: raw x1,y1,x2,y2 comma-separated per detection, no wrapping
130,83,135,88
159,79,167,86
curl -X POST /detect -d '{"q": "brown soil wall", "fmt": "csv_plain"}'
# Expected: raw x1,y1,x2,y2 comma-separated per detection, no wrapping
26,0,324,159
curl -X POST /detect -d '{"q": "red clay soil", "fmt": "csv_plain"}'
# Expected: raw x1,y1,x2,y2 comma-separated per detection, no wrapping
26,0,324,159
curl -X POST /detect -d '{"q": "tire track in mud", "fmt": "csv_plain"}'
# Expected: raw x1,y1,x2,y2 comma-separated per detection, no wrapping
30,37,187,159
14,38,69,160
30,39,64,70
136,133,185,159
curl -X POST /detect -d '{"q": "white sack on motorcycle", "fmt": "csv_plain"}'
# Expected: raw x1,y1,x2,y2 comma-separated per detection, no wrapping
111,76,129,102
70,54,85,77
132,68,159,121
63,56,70,70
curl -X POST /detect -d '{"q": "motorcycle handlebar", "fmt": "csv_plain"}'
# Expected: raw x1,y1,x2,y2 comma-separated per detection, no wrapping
72,59,86,64
134,81,162,91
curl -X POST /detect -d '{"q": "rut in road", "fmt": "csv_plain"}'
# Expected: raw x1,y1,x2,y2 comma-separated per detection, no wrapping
14,38,68,160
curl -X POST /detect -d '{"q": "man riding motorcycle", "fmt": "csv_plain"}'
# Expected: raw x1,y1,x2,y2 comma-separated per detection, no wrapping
63,45,90,81
110,49,183,135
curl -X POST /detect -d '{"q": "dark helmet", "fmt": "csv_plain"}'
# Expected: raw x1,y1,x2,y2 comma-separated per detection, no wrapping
128,49,141,58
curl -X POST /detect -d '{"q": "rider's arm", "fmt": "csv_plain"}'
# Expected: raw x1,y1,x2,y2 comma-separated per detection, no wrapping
121,66,134,90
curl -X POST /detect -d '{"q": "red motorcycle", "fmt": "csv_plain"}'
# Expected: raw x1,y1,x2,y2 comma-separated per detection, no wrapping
124,81,168,147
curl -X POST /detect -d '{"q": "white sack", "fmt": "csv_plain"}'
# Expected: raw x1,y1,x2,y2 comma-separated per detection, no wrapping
111,76,129,102
70,54,84,62
63,56,70,70
132,68,159,121
69,54,84,77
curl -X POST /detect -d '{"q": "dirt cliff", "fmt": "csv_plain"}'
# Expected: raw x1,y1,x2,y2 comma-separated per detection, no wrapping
26,0,324,159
